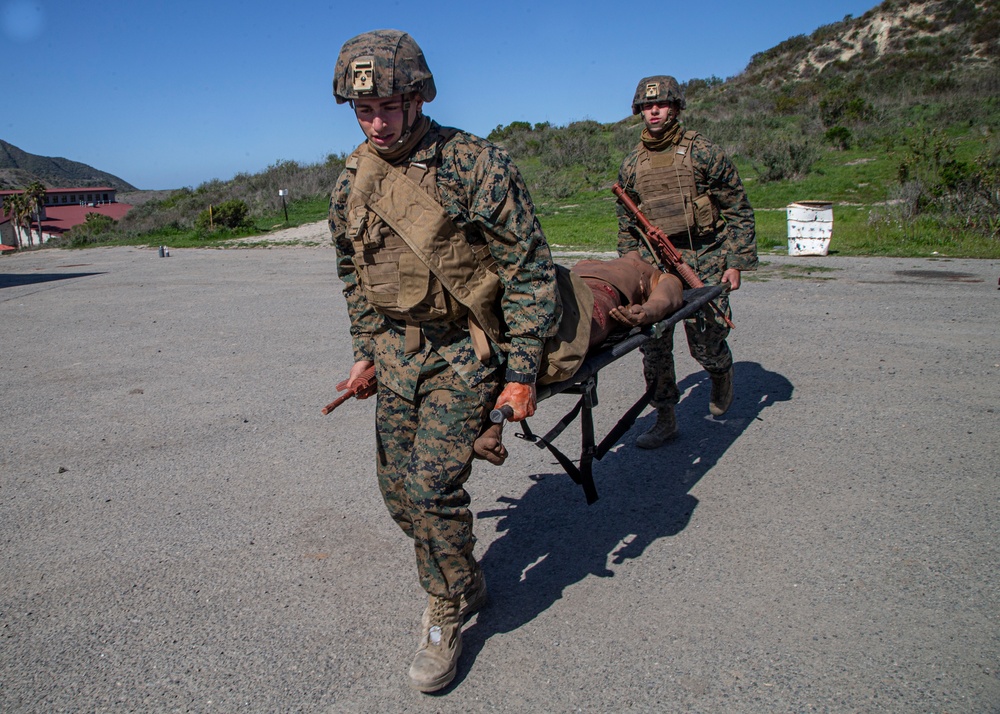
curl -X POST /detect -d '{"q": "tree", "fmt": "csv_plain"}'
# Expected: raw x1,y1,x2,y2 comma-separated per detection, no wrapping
24,181,47,247
3,193,30,250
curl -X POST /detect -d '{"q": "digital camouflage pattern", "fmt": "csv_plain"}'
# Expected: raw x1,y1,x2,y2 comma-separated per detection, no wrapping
638,250,733,408
631,75,686,114
330,118,561,596
333,29,436,104
375,353,494,598
617,124,756,408
617,131,756,270
331,119,561,395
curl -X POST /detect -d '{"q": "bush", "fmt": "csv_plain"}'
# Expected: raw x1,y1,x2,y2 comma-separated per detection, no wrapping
58,212,119,247
195,199,251,231
825,126,852,150
750,138,818,182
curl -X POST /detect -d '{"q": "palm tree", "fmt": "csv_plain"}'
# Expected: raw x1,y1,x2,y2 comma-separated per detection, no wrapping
3,193,28,250
24,181,47,247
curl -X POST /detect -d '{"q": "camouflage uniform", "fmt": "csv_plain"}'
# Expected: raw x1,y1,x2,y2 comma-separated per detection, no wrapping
617,108,756,410
330,119,560,599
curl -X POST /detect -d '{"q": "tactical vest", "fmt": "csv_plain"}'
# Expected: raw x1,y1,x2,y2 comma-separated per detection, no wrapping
345,136,484,326
634,130,720,246
344,138,592,385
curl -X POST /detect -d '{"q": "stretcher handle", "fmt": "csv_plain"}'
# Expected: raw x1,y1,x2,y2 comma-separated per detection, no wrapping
490,405,514,424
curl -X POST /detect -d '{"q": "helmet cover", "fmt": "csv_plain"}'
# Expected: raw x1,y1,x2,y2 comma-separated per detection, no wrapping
631,75,685,114
333,29,436,104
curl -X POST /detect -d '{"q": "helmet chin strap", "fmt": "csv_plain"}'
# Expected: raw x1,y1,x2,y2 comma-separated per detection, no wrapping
395,93,416,148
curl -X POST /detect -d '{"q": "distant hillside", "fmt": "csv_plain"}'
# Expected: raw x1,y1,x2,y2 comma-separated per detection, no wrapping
739,0,997,86
45,0,999,257
0,140,137,192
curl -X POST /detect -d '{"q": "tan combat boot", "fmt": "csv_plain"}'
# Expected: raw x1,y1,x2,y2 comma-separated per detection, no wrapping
709,367,734,416
458,562,488,620
635,406,677,449
408,595,462,693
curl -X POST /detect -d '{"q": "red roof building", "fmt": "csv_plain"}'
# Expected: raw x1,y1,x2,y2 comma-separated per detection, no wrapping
1,187,132,248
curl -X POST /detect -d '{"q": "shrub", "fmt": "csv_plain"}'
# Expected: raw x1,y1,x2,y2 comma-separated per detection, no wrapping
195,199,251,231
58,212,119,247
825,126,853,150
752,138,818,182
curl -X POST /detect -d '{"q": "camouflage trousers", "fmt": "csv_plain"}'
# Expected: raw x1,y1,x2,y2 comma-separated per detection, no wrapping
375,353,497,599
642,246,733,409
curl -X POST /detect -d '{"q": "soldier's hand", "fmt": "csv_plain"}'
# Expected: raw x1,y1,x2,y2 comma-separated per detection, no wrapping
347,359,375,396
494,382,536,421
722,268,742,291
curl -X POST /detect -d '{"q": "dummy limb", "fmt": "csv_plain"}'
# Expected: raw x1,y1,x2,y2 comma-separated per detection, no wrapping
493,381,537,421
473,422,508,465
607,271,684,327
476,381,536,466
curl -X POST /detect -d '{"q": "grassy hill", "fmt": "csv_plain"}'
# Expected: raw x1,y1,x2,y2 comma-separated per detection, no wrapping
509,0,999,258
31,0,1000,258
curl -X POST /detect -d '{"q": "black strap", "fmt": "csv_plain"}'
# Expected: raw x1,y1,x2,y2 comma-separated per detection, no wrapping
596,389,653,460
514,396,600,505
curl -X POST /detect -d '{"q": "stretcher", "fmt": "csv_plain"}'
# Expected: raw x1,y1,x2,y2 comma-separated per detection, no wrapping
496,284,726,505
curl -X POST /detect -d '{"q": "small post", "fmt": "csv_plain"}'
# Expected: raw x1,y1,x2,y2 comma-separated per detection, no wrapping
279,189,289,223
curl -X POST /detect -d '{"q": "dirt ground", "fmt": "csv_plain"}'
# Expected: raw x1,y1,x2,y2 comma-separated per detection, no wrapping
1,244,997,712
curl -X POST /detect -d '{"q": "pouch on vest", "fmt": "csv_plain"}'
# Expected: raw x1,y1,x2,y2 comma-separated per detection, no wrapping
396,251,433,311
693,193,720,237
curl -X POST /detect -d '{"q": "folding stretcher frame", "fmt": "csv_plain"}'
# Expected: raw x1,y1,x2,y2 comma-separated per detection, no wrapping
508,285,726,504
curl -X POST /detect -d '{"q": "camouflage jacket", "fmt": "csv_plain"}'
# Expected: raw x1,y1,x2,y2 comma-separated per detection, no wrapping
616,128,757,272
330,119,561,398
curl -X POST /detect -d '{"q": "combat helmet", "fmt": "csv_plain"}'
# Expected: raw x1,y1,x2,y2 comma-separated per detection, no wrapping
333,29,436,104
631,75,685,114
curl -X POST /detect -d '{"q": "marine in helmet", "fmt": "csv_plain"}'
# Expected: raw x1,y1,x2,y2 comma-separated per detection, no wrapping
328,29,562,692
616,74,757,448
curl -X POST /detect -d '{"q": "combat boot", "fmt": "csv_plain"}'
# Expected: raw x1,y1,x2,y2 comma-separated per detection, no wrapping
709,367,734,416
635,406,677,449
458,562,488,620
408,595,462,693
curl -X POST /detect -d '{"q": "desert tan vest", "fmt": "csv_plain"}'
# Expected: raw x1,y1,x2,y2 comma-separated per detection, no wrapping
634,130,720,245
344,142,591,385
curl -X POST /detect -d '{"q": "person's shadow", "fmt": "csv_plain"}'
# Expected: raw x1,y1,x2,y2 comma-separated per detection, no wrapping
446,361,793,689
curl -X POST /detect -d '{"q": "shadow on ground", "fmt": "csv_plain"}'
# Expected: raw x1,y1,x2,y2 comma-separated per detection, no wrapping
0,272,103,289
447,361,793,689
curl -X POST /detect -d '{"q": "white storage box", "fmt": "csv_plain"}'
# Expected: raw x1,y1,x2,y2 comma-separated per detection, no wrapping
787,201,833,256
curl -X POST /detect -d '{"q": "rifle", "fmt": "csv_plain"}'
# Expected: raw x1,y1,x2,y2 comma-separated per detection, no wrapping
321,365,377,415
612,183,735,329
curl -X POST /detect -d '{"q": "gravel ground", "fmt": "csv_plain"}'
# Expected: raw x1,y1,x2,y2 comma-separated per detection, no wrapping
0,243,997,713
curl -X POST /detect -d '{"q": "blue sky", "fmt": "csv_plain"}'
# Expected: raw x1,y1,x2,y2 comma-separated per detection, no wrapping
2,0,880,190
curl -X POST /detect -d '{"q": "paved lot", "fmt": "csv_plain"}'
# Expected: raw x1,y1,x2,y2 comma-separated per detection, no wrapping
1,245,997,712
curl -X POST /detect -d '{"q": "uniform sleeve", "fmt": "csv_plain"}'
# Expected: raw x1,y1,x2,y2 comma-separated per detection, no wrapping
443,141,561,381
329,168,383,363
615,148,645,257
694,136,758,272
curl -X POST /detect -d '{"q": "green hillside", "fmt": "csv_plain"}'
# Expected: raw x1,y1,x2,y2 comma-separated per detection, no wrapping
35,0,1000,258
510,0,1000,258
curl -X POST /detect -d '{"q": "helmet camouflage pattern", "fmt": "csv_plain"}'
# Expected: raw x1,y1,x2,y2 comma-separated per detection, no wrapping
631,75,685,114
333,29,436,104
